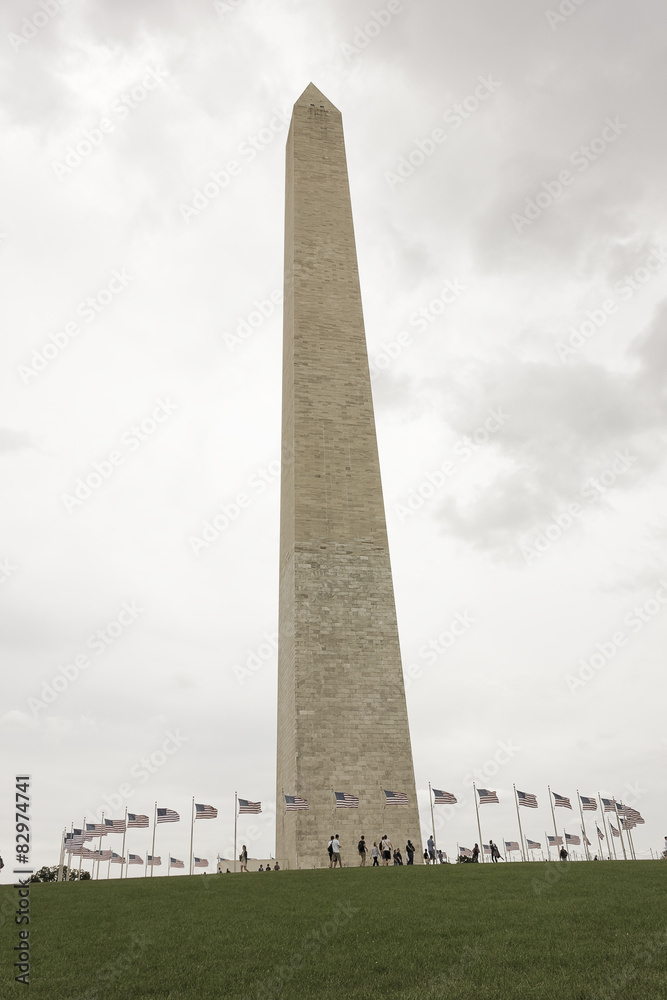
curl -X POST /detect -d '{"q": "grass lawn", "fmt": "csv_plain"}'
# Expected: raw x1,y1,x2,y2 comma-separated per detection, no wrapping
1,861,666,999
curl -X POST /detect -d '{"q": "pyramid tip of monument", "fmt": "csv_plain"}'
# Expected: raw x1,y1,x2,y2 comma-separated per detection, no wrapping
294,83,340,113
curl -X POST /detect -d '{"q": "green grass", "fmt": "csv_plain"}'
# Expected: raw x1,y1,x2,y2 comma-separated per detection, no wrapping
2,861,666,999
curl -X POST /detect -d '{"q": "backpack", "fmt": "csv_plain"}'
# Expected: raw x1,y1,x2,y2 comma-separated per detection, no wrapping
358,840,365,852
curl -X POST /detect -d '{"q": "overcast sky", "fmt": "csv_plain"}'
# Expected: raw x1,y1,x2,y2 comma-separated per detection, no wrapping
2,0,666,874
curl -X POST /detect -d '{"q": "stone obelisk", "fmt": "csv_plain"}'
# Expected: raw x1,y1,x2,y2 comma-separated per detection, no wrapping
276,83,421,869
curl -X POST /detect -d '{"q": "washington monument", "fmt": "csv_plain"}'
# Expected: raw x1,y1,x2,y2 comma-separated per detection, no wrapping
276,83,421,869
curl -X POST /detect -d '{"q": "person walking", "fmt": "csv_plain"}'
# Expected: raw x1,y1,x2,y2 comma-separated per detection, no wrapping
358,835,367,866
381,835,392,866
393,848,403,865
423,849,429,864
240,845,249,872
472,843,480,863
559,846,569,861
489,840,502,862
371,842,380,866
427,835,436,865
437,849,444,864
327,835,334,868
331,835,342,868
406,840,415,865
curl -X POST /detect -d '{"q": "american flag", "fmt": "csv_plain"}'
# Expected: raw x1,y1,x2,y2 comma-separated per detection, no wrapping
157,808,179,824
609,824,620,838
128,854,143,865
547,835,563,846
127,813,149,828
90,849,114,860
69,846,95,857
86,823,107,835
601,797,616,813
625,808,644,824
169,857,185,869
433,789,457,805
517,790,538,809
579,795,597,811
65,833,86,848
147,854,162,865
565,833,580,845
526,839,541,850
581,829,591,846
285,795,309,811
552,792,572,809
110,853,125,864
621,818,636,830
459,847,472,858
596,826,605,841
384,790,408,805
615,802,628,816
195,803,218,820
505,841,520,852
483,844,492,854
477,788,499,805
335,792,359,809
104,818,126,833
194,857,209,868
238,799,262,815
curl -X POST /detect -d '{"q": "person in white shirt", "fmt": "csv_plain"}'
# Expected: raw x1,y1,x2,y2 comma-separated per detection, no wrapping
331,835,342,868
371,842,380,866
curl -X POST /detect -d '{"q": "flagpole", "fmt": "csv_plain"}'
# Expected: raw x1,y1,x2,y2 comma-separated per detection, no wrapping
57,828,66,882
615,803,628,861
597,793,613,859
472,783,484,863
65,821,73,880
547,787,559,854
280,788,285,870
428,782,437,854
120,807,128,880
545,830,550,861
234,792,238,874
512,785,527,862
627,826,636,860
107,856,111,879
576,792,590,861
189,797,195,876
150,801,157,877
95,811,105,880
168,855,171,877
79,817,86,878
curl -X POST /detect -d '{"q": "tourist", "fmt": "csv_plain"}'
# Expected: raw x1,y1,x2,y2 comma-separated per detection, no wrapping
258,865,264,871
274,862,280,870
265,864,272,871
240,845,249,872
472,843,480,862
331,835,342,868
327,834,334,868
489,839,502,863
406,840,415,865
437,849,444,864
393,848,403,865
381,835,392,866
427,835,436,864
358,835,367,866
371,842,380,866
560,846,569,861
423,849,429,864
